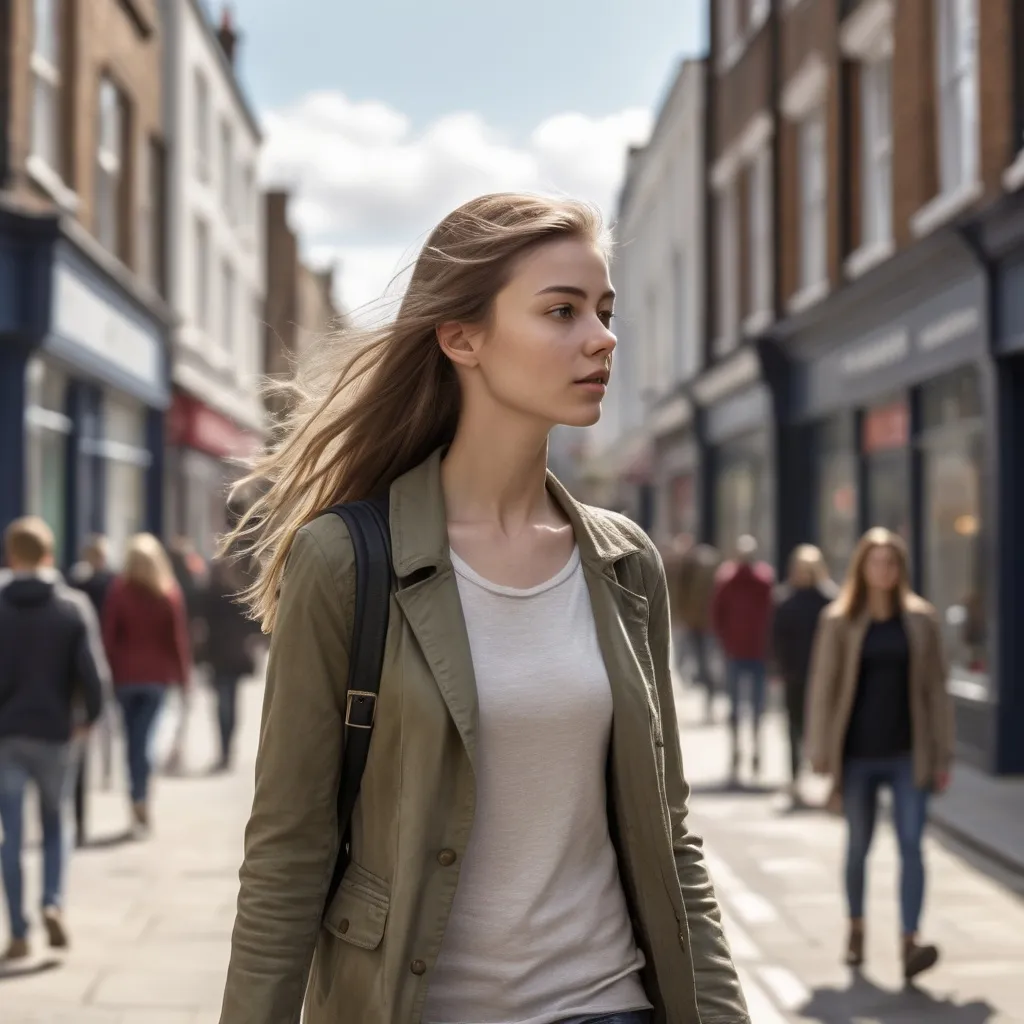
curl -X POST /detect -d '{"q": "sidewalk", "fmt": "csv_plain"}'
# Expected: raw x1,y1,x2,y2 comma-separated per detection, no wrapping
0,681,265,1023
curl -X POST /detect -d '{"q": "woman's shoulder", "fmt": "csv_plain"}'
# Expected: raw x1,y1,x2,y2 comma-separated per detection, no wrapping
903,592,938,620
286,512,358,588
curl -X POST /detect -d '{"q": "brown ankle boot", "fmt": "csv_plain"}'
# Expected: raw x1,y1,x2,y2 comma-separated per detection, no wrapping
903,938,939,981
845,924,865,967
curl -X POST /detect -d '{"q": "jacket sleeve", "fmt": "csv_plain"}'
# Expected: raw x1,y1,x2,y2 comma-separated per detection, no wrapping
804,611,841,771
642,543,751,1023
219,523,354,1024
925,610,955,779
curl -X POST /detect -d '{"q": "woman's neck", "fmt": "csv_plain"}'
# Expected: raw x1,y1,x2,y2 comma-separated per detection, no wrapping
866,589,897,621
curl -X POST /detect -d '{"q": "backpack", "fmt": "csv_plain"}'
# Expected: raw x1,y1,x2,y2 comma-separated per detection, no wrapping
321,497,393,914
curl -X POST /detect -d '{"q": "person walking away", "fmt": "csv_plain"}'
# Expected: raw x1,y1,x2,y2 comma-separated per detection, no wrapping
200,556,262,772
0,517,107,961
771,545,836,808
102,534,192,835
67,534,116,845
711,535,774,783
676,540,722,721
216,194,749,1023
806,527,953,982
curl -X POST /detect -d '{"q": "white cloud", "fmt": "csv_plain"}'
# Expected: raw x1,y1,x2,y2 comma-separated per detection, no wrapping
261,93,653,313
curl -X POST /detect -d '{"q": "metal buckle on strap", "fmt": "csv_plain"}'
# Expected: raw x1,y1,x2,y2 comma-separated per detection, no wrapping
345,691,377,729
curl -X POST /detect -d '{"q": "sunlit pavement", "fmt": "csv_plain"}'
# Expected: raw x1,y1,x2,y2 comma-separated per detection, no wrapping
2,673,1023,1022
678,679,1024,1024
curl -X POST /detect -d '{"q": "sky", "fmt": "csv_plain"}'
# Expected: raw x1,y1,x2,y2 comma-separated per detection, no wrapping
222,0,709,313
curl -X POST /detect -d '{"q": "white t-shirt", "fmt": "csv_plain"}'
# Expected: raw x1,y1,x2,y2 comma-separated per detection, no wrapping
422,546,651,1024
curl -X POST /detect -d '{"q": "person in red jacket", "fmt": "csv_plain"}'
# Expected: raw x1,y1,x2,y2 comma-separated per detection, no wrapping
102,534,191,835
711,535,775,784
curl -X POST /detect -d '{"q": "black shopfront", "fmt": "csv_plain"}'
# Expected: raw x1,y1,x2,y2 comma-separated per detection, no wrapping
769,234,1005,773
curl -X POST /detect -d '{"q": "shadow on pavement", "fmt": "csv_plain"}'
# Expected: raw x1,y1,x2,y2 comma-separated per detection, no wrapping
800,971,996,1023
0,957,61,982
78,829,135,851
688,781,785,797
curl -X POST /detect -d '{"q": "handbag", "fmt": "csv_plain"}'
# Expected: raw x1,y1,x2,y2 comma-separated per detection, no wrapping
320,497,393,915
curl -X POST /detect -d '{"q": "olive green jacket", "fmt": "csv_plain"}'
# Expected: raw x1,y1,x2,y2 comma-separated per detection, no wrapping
219,448,749,1024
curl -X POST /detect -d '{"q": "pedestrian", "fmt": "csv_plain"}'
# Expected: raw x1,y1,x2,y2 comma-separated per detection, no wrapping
0,517,107,961
806,527,954,981
711,535,774,783
67,534,117,846
673,538,722,721
199,555,261,773
102,533,192,835
771,544,837,808
217,194,749,1024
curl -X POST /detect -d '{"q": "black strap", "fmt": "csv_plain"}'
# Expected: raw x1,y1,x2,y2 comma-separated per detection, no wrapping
321,496,393,913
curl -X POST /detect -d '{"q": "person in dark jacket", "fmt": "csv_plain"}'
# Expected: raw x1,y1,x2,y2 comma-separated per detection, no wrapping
771,545,837,807
102,534,192,835
200,556,262,772
0,517,108,961
67,534,116,846
711,535,775,783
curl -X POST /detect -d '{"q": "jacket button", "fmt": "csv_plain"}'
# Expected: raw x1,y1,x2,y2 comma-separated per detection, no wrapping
410,959,427,976
338,919,350,934
437,848,457,867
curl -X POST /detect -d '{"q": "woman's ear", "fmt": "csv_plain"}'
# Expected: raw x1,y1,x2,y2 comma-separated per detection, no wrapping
437,321,484,369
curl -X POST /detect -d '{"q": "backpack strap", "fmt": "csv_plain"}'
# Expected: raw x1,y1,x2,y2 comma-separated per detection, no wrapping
320,496,393,914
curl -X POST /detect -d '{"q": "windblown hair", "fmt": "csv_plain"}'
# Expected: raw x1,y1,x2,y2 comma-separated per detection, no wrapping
224,192,608,631
834,527,911,620
123,533,177,598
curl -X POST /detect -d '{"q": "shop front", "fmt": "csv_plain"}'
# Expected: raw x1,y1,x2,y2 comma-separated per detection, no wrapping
648,394,699,548
0,212,170,567
692,347,775,566
775,233,994,769
165,390,262,559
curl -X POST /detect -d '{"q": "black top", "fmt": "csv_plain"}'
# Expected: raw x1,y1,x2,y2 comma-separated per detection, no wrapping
844,615,913,761
771,582,838,690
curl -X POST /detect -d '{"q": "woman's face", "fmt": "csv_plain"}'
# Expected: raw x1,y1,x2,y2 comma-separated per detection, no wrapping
451,237,617,429
862,544,901,594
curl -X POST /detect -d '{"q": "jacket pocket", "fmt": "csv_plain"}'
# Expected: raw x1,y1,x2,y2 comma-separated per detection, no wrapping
323,861,391,950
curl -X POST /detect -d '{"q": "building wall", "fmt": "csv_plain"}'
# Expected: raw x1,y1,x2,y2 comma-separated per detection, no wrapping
163,0,264,432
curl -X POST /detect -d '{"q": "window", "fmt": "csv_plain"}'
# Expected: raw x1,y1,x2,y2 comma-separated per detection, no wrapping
799,109,827,291
863,398,911,547
718,0,741,65
24,359,70,565
30,0,62,170
936,0,979,193
747,146,772,319
220,118,233,219
194,69,210,181
748,0,769,32
102,397,148,569
672,249,687,379
95,77,126,257
816,413,858,581
861,57,893,247
221,258,235,356
240,162,254,229
715,182,739,352
139,137,167,294
194,216,210,328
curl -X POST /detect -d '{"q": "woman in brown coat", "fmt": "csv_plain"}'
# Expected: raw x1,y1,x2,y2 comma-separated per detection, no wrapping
806,528,954,982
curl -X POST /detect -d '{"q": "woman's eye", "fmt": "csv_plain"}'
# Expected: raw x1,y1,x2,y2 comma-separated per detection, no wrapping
599,311,616,327
551,305,574,321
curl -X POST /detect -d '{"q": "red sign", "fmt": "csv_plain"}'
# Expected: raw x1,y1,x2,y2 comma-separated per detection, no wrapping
862,400,909,454
167,391,262,460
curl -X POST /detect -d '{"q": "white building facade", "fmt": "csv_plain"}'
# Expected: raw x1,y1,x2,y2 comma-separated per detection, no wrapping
160,0,266,556
578,59,705,543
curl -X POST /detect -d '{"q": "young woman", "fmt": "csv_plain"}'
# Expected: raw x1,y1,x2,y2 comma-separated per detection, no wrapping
102,534,191,833
771,545,836,807
218,194,749,1024
806,528,954,982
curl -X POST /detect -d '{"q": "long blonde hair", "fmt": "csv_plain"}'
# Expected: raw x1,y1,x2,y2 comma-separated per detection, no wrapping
124,533,177,597
224,192,609,631
834,527,911,620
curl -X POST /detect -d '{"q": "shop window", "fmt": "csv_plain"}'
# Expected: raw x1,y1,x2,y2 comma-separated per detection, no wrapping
816,413,858,582
715,432,772,564
102,397,148,568
863,396,912,551
920,369,986,697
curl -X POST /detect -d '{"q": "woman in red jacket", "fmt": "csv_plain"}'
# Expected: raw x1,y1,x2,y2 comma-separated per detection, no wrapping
102,534,191,834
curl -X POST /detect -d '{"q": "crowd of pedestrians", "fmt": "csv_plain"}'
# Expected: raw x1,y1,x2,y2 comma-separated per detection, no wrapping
666,526,954,983
0,517,261,963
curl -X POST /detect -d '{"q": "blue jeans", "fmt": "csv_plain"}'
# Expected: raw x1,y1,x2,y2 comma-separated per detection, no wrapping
117,684,166,804
0,737,74,940
843,754,929,935
570,1014,653,1024
725,658,767,733
213,675,241,765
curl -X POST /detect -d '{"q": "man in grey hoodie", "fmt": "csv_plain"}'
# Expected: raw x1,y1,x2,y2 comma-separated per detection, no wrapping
0,517,109,961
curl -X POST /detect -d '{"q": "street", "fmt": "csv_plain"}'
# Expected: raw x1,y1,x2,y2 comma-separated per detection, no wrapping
1,678,1022,1023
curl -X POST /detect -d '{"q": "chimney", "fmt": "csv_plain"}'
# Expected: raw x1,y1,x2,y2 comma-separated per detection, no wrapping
216,5,238,66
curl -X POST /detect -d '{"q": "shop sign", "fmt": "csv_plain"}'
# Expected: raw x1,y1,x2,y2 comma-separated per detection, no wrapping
168,391,261,460
705,383,770,444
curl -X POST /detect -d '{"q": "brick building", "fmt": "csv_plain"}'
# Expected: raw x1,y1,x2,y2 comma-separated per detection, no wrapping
0,0,174,566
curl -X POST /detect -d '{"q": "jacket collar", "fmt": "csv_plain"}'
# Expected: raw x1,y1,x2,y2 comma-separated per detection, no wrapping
388,446,642,579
